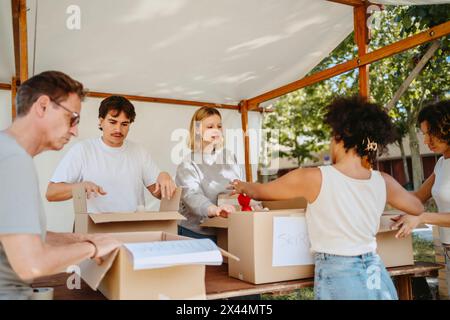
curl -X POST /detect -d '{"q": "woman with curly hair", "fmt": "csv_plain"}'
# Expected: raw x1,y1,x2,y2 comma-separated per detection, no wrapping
391,100,450,295
230,96,424,300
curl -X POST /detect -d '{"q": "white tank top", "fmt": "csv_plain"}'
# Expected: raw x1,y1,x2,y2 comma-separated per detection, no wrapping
306,165,386,256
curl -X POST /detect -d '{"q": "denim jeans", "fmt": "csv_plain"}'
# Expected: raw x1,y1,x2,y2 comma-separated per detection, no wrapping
177,225,217,244
314,251,398,300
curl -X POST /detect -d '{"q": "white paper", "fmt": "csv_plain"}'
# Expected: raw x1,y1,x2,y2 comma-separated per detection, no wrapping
124,239,222,270
272,217,314,267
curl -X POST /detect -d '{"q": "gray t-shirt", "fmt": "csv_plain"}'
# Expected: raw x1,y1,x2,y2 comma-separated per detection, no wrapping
0,132,47,300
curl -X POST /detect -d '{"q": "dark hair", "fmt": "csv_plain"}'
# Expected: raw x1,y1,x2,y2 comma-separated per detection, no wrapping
16,71,85,117
98,96,136,130
417,100,449,144
324,96,397,166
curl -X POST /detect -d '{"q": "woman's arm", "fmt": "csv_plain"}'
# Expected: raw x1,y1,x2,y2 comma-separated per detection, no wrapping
231,167,321,203
413,173,435,204
381,172,424,215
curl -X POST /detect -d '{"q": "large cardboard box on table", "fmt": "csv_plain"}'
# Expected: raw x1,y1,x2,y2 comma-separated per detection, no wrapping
203,198,415,285
73,185,185,234
80,231,232,300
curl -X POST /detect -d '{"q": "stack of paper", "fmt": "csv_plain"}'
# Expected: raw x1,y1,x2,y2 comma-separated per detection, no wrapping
124,239,223,270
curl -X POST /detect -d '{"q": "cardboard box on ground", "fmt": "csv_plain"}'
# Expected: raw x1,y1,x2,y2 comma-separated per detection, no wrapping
201,196,415,285
79,231,237,300
72,185,185,234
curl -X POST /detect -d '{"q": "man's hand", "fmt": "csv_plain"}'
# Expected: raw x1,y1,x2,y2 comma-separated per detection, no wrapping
152,172,177,200
80,181,107,199
391,214,423,238
86,234,122,265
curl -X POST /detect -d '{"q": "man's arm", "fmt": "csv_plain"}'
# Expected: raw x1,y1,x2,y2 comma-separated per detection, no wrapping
46,181,106,201
0,233,121,281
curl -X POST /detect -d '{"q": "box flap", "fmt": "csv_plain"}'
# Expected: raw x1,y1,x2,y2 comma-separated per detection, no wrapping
88,211,186,224
79,249,119,290
200,217,229,229
159,187,182,212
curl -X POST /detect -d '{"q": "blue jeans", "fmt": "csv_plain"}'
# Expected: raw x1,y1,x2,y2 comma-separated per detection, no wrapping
314,251,398,300
177,225,217,244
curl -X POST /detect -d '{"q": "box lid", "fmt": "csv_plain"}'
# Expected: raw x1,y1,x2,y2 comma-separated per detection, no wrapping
80,231,238,291
88,211,186,224
200,217,228,228
262,197,307,210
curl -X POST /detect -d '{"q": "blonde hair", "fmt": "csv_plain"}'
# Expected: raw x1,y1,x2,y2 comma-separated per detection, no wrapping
188,107,222,151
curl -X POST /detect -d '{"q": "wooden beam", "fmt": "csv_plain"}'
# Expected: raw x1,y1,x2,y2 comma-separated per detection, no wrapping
386,40,440,111
11,77,18,120
239,100,253,182
0,83,12,90
354,4,369,100
327,0,365,7
247,20,450,110
86,91,241,111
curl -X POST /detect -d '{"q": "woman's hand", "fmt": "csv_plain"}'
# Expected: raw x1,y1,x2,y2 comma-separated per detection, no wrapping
207,204,236,218
228,179,253,198
391,214,423,238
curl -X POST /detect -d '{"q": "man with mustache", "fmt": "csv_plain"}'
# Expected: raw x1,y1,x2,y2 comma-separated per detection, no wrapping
46,95,177,213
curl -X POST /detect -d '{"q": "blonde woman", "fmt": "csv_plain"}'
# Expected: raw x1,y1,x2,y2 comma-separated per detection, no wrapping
175,107,243,241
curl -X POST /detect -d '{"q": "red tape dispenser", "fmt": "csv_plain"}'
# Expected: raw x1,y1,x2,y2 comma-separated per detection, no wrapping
238,194,252,212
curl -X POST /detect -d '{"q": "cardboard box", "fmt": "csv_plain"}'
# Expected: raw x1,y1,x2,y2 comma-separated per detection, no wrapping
228,209,313,284
72,186,185,234
80,231,234,300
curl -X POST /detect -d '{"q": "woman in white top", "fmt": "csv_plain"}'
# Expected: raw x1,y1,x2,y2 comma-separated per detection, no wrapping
391,100,450,295
176,107,243,241
231,97,424,300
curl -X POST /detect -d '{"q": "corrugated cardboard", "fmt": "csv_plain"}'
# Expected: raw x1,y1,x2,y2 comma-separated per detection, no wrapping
73,186,185,234
79,231,235,300
228,209,314,284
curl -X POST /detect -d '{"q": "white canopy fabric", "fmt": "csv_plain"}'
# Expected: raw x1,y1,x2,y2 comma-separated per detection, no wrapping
1,1,448,106
1,0,356,106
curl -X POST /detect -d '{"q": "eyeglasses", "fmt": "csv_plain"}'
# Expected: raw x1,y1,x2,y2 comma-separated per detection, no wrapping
51,99,80,127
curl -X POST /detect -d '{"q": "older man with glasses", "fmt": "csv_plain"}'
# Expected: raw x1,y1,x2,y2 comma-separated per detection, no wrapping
0,71,121,300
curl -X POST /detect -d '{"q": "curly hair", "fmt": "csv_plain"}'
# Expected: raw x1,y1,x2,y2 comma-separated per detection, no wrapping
417,100,449,145
324,96,398,166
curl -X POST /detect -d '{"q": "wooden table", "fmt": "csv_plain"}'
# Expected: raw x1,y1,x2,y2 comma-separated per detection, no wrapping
32,262,443,300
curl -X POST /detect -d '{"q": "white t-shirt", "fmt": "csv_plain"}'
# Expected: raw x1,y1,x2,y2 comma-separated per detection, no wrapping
50,138,160,213
432,156,450,244
306,166,386,256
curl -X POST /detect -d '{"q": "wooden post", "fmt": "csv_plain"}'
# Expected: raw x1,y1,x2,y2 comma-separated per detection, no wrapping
18,0,28,82
11,77,18,121
396,275,413,300
354,3,369,100
239,100,253,182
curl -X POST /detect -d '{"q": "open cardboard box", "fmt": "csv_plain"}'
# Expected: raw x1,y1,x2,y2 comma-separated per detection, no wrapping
73,185,185,234
79,231,237,300
202,198,416,285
